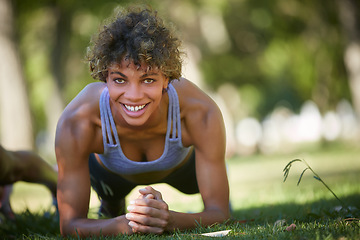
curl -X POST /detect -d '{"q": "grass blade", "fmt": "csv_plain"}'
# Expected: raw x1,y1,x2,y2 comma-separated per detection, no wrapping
283,159,302,172
297,167,309,186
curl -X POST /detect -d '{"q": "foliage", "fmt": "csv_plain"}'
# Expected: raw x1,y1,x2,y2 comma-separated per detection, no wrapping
9,0,358,138
199,0,350,116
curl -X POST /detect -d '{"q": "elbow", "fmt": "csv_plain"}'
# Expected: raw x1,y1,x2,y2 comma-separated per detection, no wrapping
59,220,79,237
224,206,231,219
59,225,72,237
206,206,231,224
220,208,231,223
217,204,231,223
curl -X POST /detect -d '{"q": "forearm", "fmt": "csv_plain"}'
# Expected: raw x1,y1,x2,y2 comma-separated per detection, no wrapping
166,208,230,231
60,215,133,237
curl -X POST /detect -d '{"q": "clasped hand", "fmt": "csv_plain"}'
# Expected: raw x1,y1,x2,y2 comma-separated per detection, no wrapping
125,186,170,234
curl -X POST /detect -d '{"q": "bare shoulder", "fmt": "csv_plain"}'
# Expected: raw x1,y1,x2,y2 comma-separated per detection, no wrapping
171,79,225,147
172,78,218,111
56,82,106,155
172,78,222,122
62,82,105,115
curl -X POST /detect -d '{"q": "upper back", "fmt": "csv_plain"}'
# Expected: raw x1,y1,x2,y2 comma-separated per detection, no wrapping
171,78,222,148
55,82,106,157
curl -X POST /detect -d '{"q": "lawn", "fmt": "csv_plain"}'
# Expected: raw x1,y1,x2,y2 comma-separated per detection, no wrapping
1,143,359,239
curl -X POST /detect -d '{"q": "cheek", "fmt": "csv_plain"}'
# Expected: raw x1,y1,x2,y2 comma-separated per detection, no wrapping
151,87,166,99
107,87,122,100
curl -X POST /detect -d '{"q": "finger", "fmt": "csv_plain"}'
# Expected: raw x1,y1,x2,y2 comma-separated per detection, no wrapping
138,186,153,196
139,186,163,200
145,194,155,199
127,204,169,220
136,193,154,202
129,198,168,211
128,221,164,234
126,212,168,229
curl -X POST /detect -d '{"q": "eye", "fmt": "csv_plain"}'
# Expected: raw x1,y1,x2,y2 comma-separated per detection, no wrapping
143,78,155,84
114,78,126,84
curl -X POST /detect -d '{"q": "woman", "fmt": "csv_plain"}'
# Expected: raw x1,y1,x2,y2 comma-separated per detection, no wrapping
55,6,229,237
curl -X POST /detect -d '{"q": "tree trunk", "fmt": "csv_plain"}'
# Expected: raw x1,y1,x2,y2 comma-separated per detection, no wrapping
0,0,33,150
337,0,360,121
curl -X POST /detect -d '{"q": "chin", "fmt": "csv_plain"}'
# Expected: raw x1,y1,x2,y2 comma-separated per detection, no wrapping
123,118,148,128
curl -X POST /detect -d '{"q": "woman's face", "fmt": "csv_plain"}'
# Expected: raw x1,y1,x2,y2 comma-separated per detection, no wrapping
106,59,169,128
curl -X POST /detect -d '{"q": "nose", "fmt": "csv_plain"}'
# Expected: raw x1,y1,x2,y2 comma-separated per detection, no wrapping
124,83,143,101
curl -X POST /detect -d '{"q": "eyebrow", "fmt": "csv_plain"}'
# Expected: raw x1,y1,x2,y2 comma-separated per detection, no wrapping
109,71,159,78
109,71,127,78
141,72,159,78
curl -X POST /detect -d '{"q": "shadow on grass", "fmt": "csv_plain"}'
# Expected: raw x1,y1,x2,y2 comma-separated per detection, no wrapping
0,194,359,239
0,210,60,239
229,194,360,239
232,193,360,223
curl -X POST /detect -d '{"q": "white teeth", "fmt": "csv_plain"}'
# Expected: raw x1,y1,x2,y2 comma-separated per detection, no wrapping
124,104,146,112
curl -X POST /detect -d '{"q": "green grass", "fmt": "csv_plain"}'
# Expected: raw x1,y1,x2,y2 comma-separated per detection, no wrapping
1,143,359,239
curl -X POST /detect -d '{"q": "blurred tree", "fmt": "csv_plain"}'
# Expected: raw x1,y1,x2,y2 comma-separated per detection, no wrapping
337,0,360,121
149,0,357,121
197,0,353,118
0,0,33,150
3,0,359,155
10,0,130,157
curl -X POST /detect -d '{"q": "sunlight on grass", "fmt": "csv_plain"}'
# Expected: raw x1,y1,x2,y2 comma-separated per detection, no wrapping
10,183,54,213
10,145,359,216
227,145,360,211
4,144,360,239
7,144,360,231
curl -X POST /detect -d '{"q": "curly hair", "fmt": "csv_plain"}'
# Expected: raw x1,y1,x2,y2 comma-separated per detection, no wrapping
86,6,183,82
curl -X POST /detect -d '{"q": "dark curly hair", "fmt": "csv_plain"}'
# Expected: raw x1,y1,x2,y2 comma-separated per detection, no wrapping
86,6,183,82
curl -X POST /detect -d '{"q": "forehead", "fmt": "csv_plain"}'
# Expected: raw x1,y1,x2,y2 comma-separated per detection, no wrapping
108,58,161,74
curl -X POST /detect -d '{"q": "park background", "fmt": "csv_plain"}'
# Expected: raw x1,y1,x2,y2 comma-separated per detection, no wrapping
0,0,359,235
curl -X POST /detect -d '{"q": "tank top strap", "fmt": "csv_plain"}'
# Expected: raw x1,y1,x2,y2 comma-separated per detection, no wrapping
167,83,181,140
100,87,119,148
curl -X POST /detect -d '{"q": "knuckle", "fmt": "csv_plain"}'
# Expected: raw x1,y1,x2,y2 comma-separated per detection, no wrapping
142,217,151,225
159,220,168,228
144,198,152,205
156,228,164,234
162,211,170,221
161,201,169,210
143,207,153,215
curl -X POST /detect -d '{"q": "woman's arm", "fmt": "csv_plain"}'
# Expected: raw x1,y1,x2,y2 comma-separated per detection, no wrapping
171,79,230,229
55,87,132,237
56,147,132,236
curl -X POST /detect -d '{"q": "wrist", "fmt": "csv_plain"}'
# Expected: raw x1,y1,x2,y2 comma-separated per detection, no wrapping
165,210,176,232
115,215,134,235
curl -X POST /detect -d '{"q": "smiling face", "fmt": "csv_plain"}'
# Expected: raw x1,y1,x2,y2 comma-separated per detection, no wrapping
106,59,169,128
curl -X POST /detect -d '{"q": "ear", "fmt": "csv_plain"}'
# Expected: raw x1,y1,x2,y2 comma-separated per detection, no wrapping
163,77,169,90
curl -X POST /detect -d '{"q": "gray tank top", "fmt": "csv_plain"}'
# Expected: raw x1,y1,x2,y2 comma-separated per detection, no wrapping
98,83,191,175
